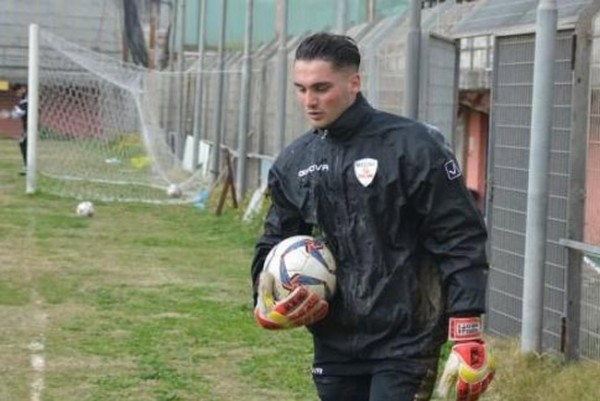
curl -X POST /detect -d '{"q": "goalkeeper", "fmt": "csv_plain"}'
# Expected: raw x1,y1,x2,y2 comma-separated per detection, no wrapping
0,83,28,175
250,32,494,401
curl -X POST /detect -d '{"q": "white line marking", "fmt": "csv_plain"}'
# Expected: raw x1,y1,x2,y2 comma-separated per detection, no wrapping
29,337,46,401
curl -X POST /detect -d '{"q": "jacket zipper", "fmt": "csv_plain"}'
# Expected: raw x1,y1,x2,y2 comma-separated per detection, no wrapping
327,134,361,358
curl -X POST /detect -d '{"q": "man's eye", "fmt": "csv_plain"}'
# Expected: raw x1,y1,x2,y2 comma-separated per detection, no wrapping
315,85,329,93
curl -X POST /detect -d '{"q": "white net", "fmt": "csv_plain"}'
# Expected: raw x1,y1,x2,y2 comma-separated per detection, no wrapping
36,29,210,204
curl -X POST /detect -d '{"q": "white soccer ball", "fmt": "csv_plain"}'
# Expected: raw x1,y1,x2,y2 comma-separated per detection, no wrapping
76,201,94,217
263,235,337,301
166,183,182,198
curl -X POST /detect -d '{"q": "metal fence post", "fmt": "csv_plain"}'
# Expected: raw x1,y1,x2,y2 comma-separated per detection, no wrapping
521,0,558,354
175,0,186,159
236,0,254,200
336,0,348,34
191,0,207,172
367,0,376,23
404,0,421,119
210,0,228,184
275,0,288,153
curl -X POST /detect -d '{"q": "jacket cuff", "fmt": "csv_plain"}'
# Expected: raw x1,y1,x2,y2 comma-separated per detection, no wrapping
448,316,482,342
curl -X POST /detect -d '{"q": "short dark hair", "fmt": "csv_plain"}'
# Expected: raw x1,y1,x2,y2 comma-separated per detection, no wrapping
295,32,361,71
11,83,26,92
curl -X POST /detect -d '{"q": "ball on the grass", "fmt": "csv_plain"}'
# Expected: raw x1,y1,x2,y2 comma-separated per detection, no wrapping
76,201,94,217
166,183,182,198
263,235,337,301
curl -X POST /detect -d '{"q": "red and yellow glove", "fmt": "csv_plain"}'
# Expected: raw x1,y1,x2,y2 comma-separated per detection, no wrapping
436,317,496,401
254,271,329,329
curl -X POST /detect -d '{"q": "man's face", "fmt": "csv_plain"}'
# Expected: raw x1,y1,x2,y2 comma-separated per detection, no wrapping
293,59,360,129
14,87,26,98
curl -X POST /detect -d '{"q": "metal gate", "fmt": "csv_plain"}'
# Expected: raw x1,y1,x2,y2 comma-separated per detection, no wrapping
486,30,574,352
419,33,459,144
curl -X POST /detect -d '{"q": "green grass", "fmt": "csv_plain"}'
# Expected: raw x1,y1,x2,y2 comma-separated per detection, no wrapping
0,137,599,400
0,137,312,401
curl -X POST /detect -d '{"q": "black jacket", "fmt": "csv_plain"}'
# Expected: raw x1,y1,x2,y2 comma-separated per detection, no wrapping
251,93,488,365
17,95,27,133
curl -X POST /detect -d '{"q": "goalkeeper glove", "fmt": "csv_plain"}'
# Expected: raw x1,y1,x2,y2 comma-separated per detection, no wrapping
436,317,496,401
254,271,329,330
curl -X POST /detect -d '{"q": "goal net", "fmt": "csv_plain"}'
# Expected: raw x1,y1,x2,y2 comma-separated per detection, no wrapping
34,29,210,204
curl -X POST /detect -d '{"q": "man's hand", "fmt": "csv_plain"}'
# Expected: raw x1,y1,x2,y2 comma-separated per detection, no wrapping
0,109,10,119
436,317,496,401
254,271,328,329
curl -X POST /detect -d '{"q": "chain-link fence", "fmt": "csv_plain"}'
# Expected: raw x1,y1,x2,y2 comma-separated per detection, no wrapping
485,30,573,350
176,2,468,191
456,0,599,362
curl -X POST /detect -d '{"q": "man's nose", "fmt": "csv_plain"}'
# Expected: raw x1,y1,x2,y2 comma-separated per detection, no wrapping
305,91,317,108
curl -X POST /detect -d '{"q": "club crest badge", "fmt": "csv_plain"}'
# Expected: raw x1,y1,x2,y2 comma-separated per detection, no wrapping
354,158,378,187
444,160,462,181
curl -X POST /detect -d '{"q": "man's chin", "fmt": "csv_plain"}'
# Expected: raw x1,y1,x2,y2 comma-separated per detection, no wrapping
308,119,328,129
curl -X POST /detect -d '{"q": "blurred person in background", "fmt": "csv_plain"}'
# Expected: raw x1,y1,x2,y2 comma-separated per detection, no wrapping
0,83,28,175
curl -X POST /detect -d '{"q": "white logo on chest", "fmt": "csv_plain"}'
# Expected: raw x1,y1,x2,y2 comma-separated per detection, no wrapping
298,163,329,177
354,158,378,187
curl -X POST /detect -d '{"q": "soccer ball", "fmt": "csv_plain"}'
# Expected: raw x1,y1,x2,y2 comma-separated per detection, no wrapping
263,235,337,301
166,183,182,198
76,201,94,217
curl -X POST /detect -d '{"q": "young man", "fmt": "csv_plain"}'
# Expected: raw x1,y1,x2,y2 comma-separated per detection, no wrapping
0,83,28,174
251,33,494,401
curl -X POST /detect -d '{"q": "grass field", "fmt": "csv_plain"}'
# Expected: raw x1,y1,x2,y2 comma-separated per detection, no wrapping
1,136,599,400
0,137,314,401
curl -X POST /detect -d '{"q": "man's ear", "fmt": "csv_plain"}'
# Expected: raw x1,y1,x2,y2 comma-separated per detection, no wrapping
349,72,361,96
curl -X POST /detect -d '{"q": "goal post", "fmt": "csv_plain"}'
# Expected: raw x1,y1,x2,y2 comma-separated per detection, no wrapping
28,26,211,204
26,23,39,195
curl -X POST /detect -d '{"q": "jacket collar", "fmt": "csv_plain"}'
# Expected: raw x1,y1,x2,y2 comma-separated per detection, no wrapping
313,92,373,141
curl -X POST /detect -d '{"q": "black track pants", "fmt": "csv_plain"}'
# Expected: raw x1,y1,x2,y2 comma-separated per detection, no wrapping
19,135,27,165
313,364,438,401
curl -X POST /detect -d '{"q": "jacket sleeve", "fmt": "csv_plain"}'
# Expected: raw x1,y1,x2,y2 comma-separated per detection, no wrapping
11,104,26,119
406,128,489,316
250,168,312,304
